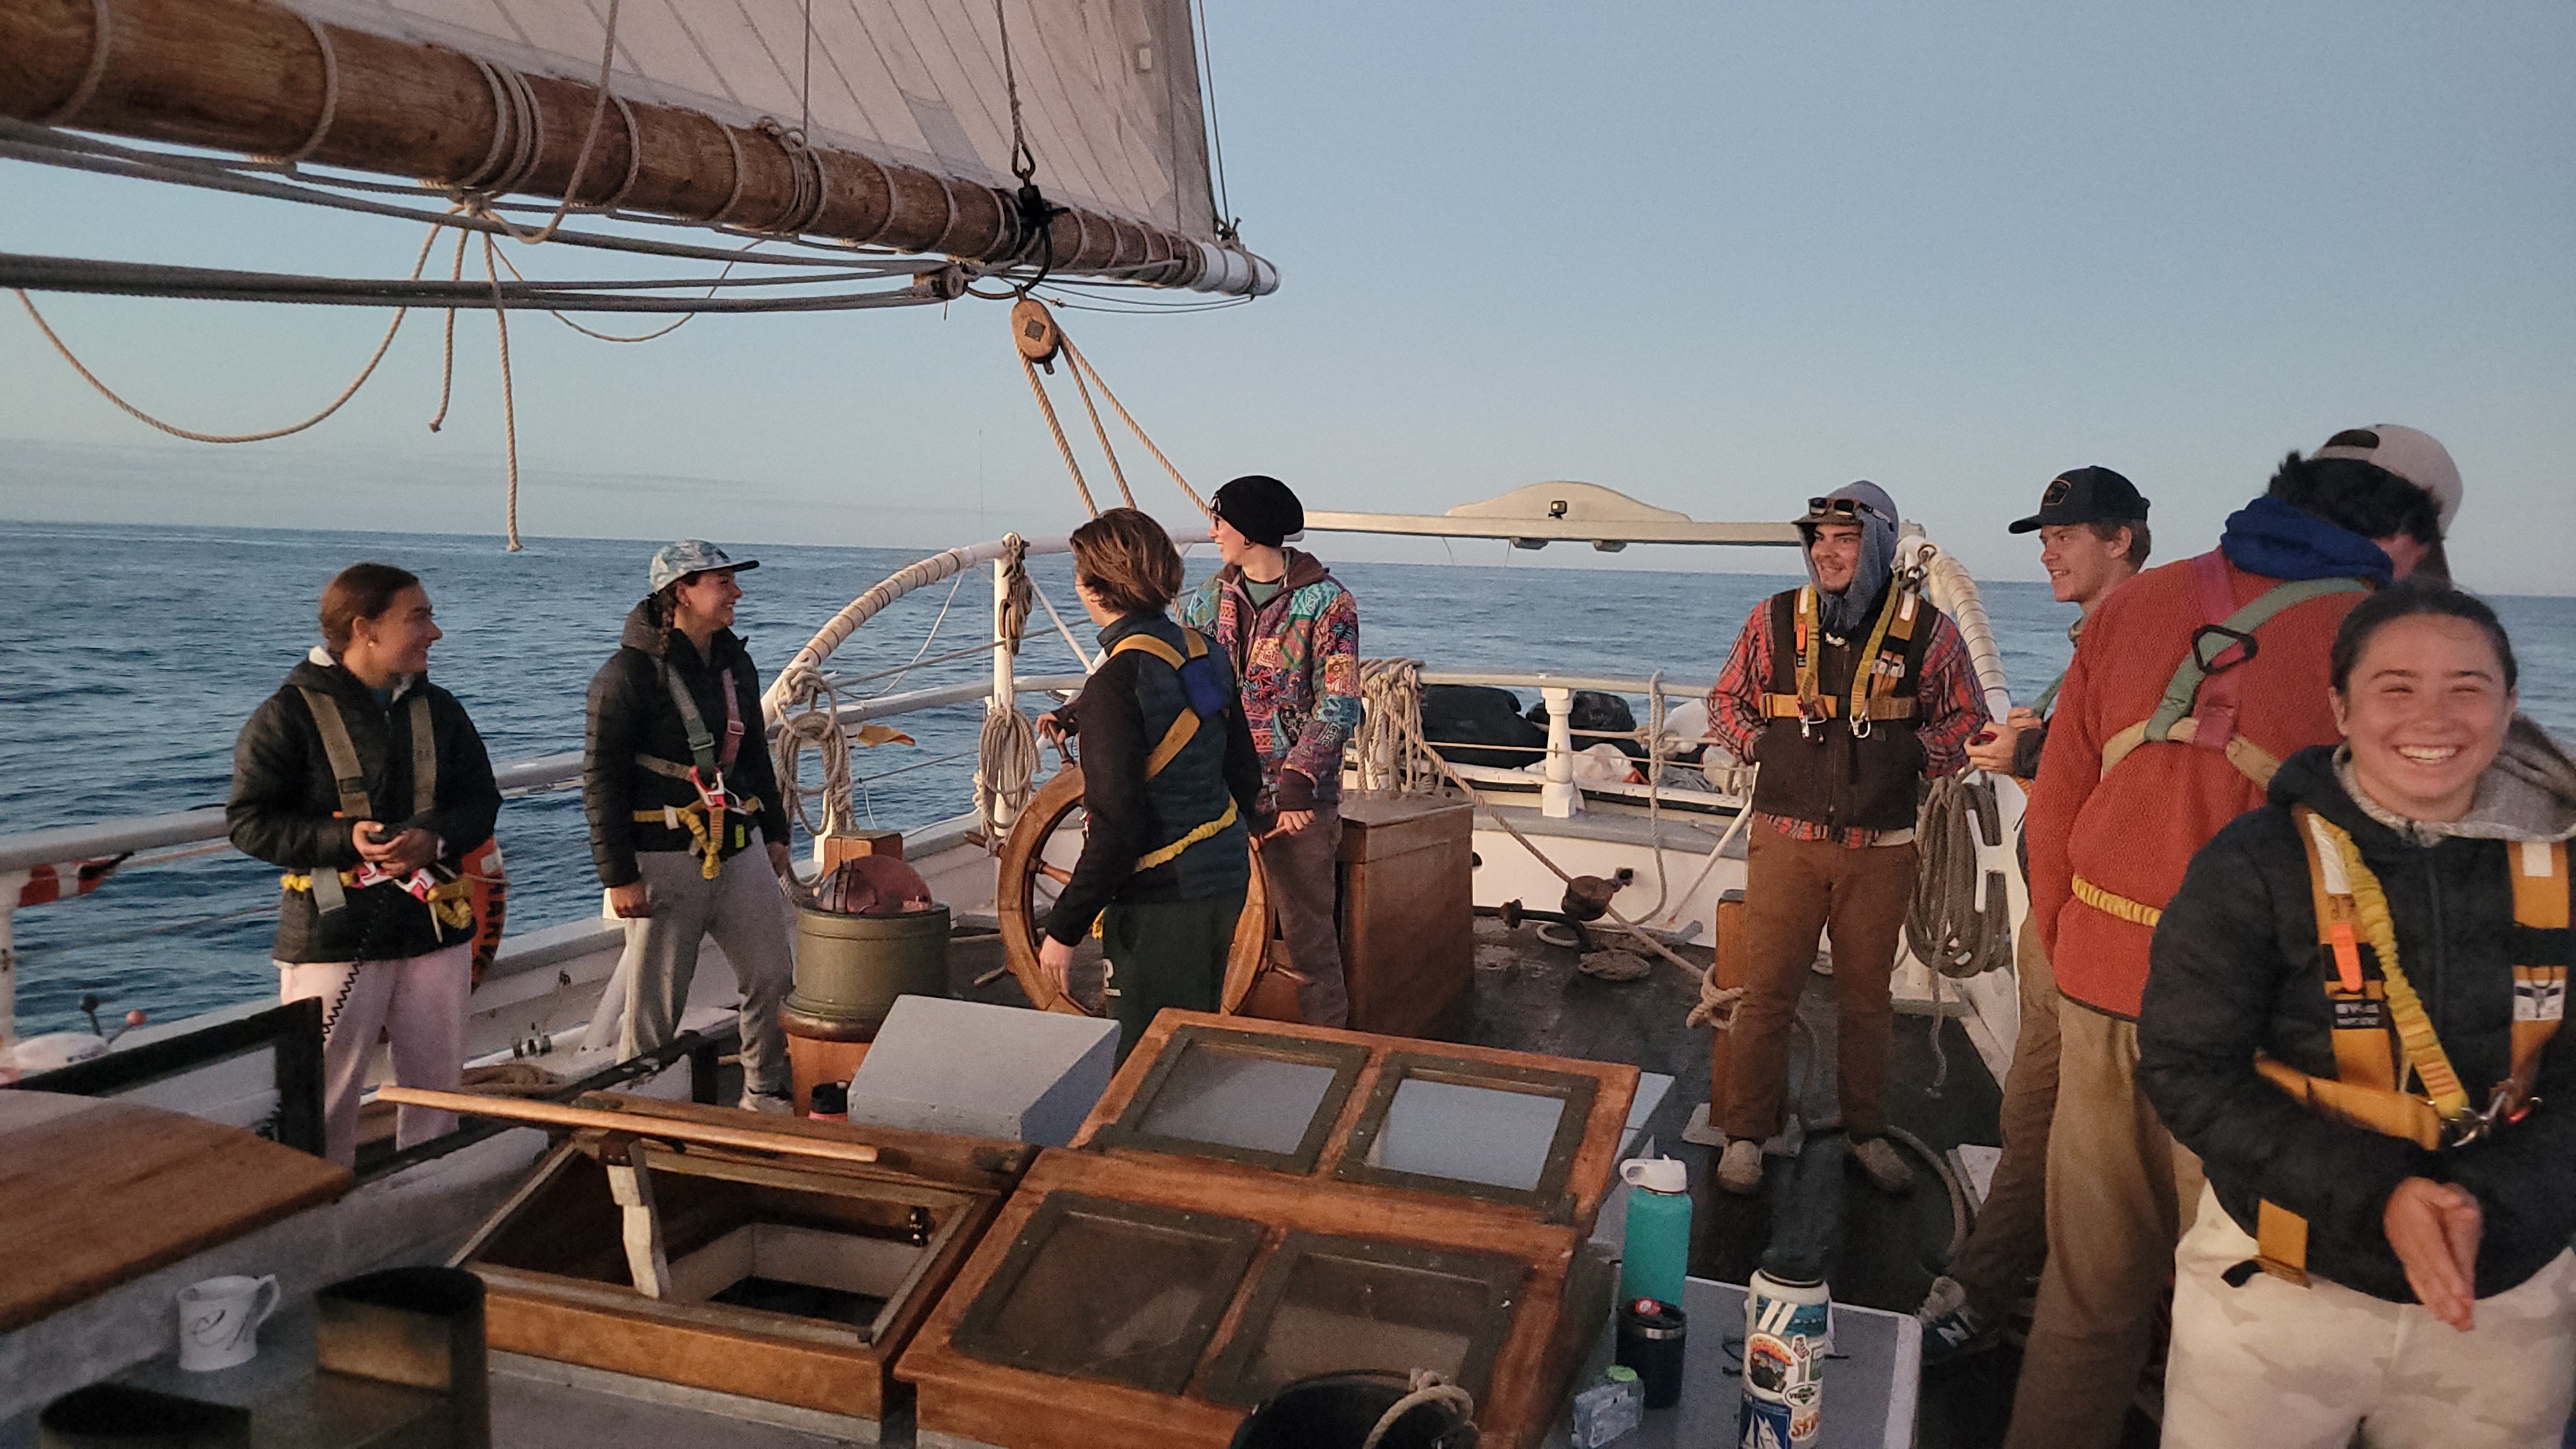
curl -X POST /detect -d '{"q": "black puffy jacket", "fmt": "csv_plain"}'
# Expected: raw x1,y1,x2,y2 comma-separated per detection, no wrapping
583,601,786,889
227,650,501,964
2140,742,2576,1302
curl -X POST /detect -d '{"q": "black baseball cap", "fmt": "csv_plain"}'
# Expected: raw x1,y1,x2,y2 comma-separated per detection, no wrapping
2008,466,2150,534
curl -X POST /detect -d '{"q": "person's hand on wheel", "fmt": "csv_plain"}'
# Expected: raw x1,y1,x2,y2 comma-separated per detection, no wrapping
2384,1177,2482,1330
1038,935,1077,1000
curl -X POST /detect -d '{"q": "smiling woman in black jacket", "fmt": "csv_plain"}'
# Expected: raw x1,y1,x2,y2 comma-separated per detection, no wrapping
2138,586,2576,1448
229,563,500,1166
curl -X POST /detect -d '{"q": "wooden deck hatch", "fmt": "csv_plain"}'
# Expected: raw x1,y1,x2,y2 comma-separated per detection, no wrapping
1085,1024,1368,1174
450,1093,1032,1422
896,1012,1639,1448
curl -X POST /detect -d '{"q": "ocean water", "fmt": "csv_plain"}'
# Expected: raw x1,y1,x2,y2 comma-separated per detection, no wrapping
6,520,2574,1037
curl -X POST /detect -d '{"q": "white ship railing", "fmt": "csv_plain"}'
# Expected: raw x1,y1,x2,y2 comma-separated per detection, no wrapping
3,506,2015,1057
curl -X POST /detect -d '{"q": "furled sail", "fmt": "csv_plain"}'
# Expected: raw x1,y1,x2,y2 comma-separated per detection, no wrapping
0,0,1276,294
300,0,1218,242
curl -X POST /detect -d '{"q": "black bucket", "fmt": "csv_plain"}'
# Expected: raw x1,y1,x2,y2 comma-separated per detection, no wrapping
1227,1372,1476,1449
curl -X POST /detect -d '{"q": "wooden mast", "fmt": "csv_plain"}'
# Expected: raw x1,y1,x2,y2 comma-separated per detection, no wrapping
0,0,1277,295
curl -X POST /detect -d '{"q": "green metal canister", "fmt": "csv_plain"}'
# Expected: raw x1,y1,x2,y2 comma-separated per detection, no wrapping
785,904,952,1039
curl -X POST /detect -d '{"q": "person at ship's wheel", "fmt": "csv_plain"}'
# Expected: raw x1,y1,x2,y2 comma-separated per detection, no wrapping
1036,509,1267,1062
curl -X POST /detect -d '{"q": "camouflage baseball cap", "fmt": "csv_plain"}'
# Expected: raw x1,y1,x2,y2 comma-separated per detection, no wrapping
648,539,759,593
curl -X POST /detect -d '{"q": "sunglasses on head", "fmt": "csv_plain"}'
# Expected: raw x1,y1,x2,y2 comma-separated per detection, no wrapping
1805,496,1881,523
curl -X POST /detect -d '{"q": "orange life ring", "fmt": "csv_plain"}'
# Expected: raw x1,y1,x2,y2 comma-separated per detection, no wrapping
993,766,1283,1018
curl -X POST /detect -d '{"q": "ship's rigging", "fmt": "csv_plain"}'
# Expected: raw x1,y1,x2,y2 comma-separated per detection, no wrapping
0,0,1276,544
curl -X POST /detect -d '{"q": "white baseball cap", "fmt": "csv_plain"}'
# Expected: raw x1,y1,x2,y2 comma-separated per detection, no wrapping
2314,425,2461,533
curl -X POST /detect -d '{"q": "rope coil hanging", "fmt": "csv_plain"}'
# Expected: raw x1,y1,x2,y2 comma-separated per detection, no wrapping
1356,657,1433,795
1908,772,2014,979
975,537,1041,839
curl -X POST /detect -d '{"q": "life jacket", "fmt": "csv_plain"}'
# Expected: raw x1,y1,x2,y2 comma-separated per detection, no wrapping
279,687,508,981
2071,551,2371,931
1106,625,1245,871
1749,582,1932,832
630,661,760,880
2232,806,2570,1288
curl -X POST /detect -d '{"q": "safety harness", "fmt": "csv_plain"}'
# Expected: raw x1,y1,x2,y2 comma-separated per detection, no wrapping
1107,626,1240,870
1759,583,1925,736
2231,807,2571,1287
280,687,477,936
631,664,757,879
2072,551,2372,928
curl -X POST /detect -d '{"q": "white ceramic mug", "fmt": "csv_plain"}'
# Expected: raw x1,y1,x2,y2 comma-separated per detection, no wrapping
176,1274,281,1372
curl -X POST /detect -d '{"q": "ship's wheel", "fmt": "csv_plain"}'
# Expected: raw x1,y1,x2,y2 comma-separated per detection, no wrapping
993,765,1278,1016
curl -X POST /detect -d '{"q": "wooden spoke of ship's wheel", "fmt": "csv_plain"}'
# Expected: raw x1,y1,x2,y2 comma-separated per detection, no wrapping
994,765,1273,1017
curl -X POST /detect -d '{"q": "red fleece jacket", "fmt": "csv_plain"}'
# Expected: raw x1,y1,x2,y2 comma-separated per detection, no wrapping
2028,551,2366,1019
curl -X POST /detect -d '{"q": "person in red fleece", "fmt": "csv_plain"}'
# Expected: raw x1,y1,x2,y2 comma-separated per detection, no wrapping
2001,424,2460,1449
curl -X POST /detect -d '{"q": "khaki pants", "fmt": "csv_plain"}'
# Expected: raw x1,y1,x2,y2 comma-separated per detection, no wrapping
2165,1185,2576,1449
1724,831,1918,1142
1946,916,2062,1320
1262,804,1347,1028
2004,1000,2204,1449
612,842,793,1097
279,941,471,1168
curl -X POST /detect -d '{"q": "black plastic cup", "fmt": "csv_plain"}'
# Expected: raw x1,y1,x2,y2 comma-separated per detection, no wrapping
1614,1296,1686,1409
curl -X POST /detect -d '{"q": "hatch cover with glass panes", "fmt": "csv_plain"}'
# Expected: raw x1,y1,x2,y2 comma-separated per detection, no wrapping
1075,1012,1634,1234
898,1013,1639,1449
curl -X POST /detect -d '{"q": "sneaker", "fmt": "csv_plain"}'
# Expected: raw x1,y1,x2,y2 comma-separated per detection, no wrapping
739,1090,795,1116
1849,1135,1915,1193
1915,1275,1999,1366
1717,1138,1766,1195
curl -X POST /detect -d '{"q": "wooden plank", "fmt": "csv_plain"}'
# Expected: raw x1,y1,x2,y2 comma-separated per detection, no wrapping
562,1092,1035,1193
376,1087,881,1165
0,1091,349,1331
480,1276,887,1418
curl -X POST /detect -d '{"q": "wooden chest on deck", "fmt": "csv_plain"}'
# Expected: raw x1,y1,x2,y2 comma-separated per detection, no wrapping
451,1094,1032,1425
1335,792,1475,1038
896,1011,1637,1449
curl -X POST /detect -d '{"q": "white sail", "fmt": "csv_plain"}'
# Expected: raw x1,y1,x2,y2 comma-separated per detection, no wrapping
291,0,1221,240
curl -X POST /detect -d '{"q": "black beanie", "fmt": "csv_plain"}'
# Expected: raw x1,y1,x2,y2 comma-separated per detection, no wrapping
1211,474,1303,548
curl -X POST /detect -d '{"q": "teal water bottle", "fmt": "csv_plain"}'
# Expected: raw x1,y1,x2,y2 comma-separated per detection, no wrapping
1618,1156,1692,1308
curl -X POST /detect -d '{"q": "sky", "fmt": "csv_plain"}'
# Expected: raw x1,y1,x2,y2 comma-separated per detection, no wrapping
1,1,2570,590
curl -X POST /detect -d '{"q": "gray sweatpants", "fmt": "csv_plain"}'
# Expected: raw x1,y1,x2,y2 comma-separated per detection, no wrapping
613,842,793,1096
1265,802,1348,1029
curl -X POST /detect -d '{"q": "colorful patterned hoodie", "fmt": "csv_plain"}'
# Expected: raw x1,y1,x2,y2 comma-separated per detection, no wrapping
1184,549,1363,811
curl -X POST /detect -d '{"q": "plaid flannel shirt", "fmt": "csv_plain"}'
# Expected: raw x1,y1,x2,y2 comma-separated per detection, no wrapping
1706,592,1990,847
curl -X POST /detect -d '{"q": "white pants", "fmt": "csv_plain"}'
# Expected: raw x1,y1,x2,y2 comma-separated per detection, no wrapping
279,941,471,1168
2164,1183,2576,1449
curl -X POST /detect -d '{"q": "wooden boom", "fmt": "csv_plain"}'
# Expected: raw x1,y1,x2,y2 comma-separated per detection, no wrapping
0,0,1275,294
374,1085,880,1164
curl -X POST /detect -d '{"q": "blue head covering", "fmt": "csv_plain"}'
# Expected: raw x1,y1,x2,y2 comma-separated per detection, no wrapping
1799,480,1899,636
